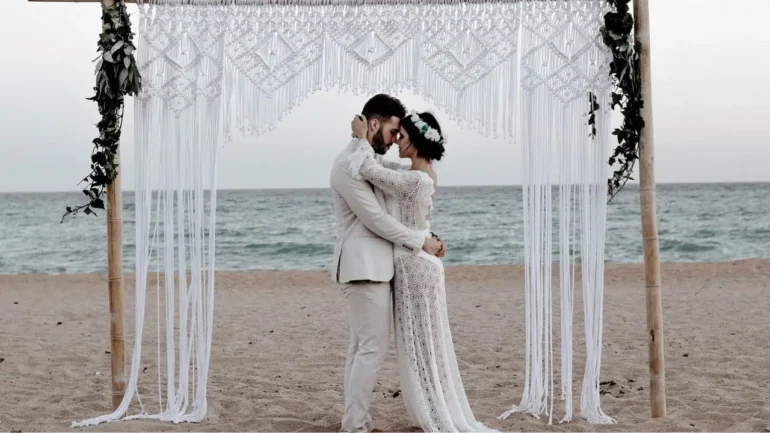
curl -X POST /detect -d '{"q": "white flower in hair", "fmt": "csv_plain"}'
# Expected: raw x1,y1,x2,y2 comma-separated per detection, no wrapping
425,129,441,142
407,110,445,145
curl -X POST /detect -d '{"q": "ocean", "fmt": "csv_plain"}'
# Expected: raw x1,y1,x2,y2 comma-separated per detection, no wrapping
0,183,767,275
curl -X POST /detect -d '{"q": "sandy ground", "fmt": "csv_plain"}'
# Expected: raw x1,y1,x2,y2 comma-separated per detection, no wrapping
1,260,769,432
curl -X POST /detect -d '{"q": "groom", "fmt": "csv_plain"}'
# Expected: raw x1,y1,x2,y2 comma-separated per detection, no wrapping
330,94,445,432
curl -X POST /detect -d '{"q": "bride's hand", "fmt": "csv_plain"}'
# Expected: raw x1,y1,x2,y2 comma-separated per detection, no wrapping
351,114,368,139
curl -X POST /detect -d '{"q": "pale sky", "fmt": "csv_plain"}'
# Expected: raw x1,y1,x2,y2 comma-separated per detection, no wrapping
0,0,768,192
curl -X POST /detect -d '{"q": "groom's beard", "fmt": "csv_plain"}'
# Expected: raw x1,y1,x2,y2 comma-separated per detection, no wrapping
371,129,388,155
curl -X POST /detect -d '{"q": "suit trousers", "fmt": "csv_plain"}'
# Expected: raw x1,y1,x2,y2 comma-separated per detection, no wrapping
340,281,391,432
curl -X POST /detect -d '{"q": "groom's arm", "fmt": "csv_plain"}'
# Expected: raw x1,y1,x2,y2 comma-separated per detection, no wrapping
339,177,427,255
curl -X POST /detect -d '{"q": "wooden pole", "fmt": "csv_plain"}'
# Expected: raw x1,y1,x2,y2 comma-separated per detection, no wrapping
99,0,126,411
107,149,126,410
633,0,666,419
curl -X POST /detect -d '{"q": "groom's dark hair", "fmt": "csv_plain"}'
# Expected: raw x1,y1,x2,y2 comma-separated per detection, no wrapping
361,94,406,122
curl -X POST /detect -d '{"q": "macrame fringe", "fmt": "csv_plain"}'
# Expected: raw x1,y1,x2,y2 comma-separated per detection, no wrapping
498,0,615,425
73,97,220,428
577,89,615,425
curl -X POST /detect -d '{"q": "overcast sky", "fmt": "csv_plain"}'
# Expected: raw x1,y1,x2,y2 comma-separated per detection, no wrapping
0,0,768,192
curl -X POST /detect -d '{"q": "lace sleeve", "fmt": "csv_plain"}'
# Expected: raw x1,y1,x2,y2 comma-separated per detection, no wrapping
376,155,412,171
348,139,434,206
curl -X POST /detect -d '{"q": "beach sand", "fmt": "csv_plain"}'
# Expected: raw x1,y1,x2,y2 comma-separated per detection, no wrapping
1,260,769,432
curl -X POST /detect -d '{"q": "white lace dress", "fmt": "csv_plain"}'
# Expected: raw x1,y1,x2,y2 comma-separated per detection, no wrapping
348,139,497,433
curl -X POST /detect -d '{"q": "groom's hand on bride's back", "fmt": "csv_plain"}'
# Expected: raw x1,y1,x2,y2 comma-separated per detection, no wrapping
432,233,446,258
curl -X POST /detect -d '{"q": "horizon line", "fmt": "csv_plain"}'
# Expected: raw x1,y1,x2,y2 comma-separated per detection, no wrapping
1,180,768,194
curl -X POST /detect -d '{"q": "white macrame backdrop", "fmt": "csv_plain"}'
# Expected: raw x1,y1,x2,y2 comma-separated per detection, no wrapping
74,0,614,427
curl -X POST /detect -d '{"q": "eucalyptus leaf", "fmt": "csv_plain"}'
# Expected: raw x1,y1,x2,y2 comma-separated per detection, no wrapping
618,65,628,84
111,40,124,54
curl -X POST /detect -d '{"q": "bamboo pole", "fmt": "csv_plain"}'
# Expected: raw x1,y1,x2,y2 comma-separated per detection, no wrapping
633,0,666,419
100,0,127,411
107,148,126,410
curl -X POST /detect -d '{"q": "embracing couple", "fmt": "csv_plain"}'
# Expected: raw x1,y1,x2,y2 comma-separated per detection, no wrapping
330,94,497,433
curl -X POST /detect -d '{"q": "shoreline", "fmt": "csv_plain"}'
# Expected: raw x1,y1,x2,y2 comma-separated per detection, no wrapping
0,258,767,280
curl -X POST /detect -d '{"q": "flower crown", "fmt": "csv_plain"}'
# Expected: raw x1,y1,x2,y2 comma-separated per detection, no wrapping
407,111,445,146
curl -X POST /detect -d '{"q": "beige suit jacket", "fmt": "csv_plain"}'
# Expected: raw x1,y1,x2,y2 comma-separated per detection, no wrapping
330,139,425,283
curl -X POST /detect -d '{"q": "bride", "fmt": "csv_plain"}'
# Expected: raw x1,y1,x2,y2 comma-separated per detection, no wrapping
350,112,497,433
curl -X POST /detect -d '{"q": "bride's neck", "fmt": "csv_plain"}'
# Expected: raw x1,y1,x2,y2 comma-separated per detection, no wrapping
410,157,431,172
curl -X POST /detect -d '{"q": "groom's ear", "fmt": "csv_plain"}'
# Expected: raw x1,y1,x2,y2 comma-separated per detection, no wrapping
368,118,380,134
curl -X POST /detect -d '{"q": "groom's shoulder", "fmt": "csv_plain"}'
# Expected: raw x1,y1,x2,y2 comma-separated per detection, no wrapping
330,150,347,173
331,139,358,172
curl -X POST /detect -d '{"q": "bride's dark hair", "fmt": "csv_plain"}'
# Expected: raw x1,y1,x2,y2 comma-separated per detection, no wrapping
401,112,445,162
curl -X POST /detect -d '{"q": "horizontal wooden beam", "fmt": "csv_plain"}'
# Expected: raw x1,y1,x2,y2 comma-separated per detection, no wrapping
28,0,545,4
28,0,134,3
29,0,135,2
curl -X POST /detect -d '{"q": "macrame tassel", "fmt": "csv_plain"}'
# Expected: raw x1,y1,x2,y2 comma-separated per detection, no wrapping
499,83,558,424
557,101,575,425
578,90,615,425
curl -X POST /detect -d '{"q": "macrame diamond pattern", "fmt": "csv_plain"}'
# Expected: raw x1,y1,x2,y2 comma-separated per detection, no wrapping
226,7,324,94
137,5,226,114
420,3,520,92
326,6,417,67
520,1,611,102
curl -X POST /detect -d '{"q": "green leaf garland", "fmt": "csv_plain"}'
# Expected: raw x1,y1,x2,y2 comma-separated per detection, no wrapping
63,0,141,222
